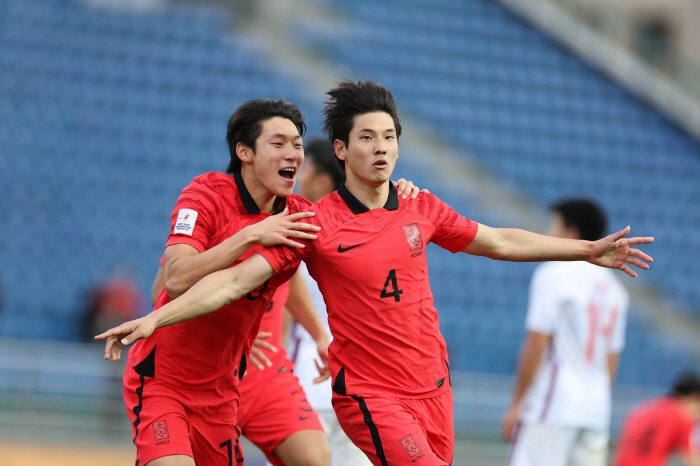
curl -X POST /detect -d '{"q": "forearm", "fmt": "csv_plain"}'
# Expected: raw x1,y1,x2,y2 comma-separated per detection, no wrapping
607,353,620,385
285,271,327,344
154,255,275,329
166,230,256,298
487,228,592,262
510,333,549,406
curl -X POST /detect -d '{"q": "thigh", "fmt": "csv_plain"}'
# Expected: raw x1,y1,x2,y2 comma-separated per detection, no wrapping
318,409,373,466
124,368,194,465
569,429,609,466
189,386,244,466
508,423,577,466
332,392,449,466
405,388,454,464
240,364,325,465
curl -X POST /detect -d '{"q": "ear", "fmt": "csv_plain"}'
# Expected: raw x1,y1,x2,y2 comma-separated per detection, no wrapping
236,142,254,164
334,139,347,162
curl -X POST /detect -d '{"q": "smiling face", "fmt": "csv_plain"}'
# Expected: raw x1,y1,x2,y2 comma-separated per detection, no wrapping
238,116,304,199
335,112,398,188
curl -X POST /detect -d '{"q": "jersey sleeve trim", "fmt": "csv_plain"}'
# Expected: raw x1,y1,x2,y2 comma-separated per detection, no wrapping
165,235,206,253
257,249,283,274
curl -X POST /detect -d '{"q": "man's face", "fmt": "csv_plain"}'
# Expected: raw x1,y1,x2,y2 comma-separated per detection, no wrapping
248,117,304,198
546,213,579,240
336,112,398,187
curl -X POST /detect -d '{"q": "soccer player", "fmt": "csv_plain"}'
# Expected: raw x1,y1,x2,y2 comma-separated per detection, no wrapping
113,98,330,466
501,199,629,466
97,80,654,466
613,372,700,466
288,137,372,466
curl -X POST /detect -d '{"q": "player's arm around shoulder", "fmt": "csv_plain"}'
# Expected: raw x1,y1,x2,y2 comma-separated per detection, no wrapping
96,253,276,362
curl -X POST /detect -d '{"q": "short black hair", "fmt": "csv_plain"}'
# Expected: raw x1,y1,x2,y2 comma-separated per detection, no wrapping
322,79,402,173
226,98,306,174
304,137,345,188
551,199,608,241
670,372,700,398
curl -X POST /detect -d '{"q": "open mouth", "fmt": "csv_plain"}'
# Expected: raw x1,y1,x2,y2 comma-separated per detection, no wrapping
279,167,296,180
373,159,388,169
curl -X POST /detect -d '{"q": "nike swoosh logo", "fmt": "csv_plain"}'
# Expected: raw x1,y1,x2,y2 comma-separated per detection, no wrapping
299,416,312,421
338,243,364,253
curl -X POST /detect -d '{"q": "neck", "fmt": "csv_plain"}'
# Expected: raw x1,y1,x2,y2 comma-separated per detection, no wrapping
344,174,390,210
240,165,277,213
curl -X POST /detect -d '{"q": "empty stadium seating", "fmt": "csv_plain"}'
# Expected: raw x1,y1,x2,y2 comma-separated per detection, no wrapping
0,0,697,390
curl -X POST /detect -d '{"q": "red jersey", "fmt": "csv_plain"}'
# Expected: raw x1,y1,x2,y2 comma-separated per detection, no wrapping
259,182,478,398
614,396,698,466
128,172,310,390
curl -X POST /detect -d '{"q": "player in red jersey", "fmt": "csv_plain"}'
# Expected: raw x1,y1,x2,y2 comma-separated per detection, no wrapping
98,80,654,466
613,372,700,466
111,98,333,466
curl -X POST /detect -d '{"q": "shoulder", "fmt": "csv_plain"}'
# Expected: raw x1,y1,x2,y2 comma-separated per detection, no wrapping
286,194,313,211
186,172,232,193
400,192,453,218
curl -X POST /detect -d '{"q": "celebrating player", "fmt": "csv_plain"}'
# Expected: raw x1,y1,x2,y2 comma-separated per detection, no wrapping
501,199,629,466
97,80,654,466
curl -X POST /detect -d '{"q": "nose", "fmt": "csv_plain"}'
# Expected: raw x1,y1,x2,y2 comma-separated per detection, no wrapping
374,138,387,154
284,142,300,161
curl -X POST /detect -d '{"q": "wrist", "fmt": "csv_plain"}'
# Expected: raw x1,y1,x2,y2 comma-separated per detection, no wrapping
236,225,258,248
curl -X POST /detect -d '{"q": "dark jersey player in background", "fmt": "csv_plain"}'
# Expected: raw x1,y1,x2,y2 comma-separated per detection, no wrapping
98,80,655,466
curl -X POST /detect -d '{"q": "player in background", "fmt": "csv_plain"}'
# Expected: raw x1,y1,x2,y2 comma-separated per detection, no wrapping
613,372,700,466
288,137,370,466
501,200,629,466
97,80,655,466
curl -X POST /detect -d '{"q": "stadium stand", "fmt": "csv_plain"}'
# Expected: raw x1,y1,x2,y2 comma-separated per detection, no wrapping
303,0,700,314
0,0,697,439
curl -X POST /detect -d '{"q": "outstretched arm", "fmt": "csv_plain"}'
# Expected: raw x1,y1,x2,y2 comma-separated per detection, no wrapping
463,225,653,277
95,254,275,361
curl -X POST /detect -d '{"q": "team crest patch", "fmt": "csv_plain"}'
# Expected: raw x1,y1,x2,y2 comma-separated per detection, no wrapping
153,420,169,441
399,435,423,458
402,223,423,251
174,208,198,235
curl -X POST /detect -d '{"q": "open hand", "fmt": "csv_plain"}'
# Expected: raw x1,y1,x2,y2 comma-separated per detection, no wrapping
94,315,156,362
588,226,654,277
313,336,331,384
394,179,429,200
249,331,277,370
245,208,320,249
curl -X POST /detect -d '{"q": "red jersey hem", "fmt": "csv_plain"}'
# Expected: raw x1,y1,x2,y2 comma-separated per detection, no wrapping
166,235,206,253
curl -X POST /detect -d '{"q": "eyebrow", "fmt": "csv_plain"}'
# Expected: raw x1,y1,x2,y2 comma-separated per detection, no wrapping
358,128,395,133
268,133,302,139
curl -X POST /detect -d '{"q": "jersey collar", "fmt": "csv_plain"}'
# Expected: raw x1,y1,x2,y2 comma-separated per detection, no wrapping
233,171,287,215
337,181,399,215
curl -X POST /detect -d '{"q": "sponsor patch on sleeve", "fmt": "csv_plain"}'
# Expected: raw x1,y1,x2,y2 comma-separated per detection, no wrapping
174,209,198,235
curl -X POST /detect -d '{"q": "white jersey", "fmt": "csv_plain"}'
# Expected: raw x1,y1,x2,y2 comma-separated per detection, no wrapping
289,262,333,411
520,261,629,430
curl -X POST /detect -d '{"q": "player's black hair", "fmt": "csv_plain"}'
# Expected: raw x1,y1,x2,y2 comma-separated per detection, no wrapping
304,137,345,188
322,79,402,173
550,199,608,241
670,372,700,398
226,98,306,174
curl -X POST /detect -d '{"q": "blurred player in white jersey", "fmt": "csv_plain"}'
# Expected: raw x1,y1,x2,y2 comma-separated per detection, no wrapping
288,137,372,466
502,199,629,466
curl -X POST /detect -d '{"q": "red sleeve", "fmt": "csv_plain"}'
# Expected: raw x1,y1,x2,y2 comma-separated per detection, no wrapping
165,175,218,253
257,201,318,272
676,418,697,455
421,194,478,253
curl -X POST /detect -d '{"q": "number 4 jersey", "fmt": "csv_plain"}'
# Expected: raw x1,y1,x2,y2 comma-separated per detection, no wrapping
258,182,478,399
521,261,629,430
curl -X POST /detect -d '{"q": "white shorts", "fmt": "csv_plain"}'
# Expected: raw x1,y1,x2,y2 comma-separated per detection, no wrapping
508,423,608,466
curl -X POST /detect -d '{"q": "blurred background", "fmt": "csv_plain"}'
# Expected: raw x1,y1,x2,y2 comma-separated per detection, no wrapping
1,0,699,464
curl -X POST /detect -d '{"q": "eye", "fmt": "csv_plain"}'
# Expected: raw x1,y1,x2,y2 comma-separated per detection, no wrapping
385,135,395,140
361,135,372,140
